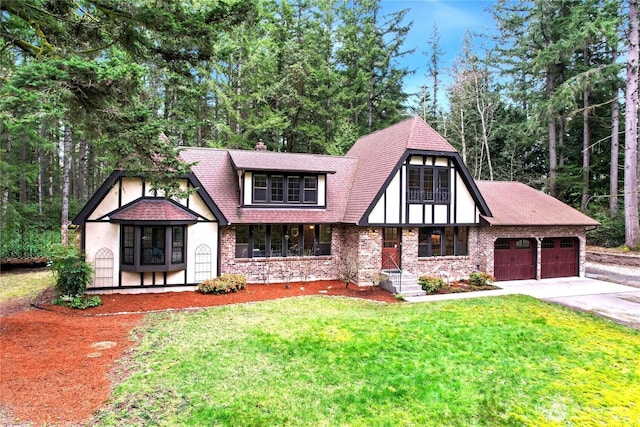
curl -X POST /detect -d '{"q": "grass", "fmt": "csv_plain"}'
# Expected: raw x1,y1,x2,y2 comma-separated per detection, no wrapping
0,270,54,303
95,296,640,426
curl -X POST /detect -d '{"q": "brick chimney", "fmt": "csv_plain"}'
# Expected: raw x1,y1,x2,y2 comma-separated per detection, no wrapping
255,139,267,151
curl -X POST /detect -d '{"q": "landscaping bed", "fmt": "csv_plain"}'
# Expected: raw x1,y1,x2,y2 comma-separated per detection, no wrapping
0,280,396,426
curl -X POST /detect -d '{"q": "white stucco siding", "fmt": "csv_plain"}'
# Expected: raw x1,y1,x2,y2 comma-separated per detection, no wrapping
318,175,327,206
186,222,219,283
454,174,479,224
243,171,253,205
89,186,120,220
368,194,385,223
186,192,215,220
84,221,120,289
408,204,423,224
384,172,401,224
120,177,144,205
434,205,448,224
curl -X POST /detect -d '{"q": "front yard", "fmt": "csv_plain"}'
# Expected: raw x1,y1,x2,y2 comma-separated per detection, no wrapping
94,295,640,426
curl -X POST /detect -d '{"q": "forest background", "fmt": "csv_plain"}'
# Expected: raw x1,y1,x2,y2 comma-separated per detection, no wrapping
1,0,638,260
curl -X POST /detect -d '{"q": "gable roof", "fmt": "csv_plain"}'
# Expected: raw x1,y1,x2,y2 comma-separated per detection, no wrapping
179,148,358,224
343,117,459,223
476,181,599,226
72,170,227,225
109,198,199,223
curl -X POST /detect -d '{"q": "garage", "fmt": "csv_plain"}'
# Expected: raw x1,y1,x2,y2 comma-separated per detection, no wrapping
541,237,579,279
494,238,536,281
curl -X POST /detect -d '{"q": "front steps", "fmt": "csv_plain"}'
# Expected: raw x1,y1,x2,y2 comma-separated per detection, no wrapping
380,270,426,297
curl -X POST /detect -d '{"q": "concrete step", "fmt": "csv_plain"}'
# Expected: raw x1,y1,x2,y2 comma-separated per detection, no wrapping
381,271,426,297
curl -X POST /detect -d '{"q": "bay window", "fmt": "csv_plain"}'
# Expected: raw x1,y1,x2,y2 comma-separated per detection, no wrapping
121,225,187,272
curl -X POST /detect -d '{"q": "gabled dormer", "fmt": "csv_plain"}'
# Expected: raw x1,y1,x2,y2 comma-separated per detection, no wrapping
228,150,335,209
343,117,491,226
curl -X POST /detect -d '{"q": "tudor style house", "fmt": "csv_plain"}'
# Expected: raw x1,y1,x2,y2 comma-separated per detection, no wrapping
74,117,598,293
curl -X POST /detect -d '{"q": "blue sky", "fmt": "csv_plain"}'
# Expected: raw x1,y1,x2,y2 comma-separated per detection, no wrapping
379,0,497,105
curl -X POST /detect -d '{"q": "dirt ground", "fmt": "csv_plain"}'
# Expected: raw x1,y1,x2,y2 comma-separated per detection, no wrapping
0,281,397,426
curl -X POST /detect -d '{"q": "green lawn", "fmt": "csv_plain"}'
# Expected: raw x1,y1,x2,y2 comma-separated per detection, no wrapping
0,270,54,303
95,296,640,426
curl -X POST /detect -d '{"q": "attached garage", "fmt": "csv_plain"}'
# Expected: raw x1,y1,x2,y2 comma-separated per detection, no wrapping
541,237,579,279
494,238,536,281
476,181,600,282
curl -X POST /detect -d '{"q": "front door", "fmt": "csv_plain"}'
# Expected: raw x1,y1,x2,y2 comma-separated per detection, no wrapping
382,228,401,270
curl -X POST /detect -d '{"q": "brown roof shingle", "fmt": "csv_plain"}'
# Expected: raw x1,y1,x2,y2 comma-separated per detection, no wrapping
110,199,198,222
476,181,599,226
343,117,457,223
179,148,358,224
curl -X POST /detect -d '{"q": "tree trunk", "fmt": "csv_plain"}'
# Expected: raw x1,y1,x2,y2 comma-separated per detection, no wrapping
78,138,86,202
624,0,639,248
610,74,620,218
60,124,71,246
581,47,591,211
460,110,466,165
547,65,558,197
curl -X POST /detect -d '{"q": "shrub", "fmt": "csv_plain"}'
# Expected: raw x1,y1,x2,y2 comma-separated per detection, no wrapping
52,294,102,309
48,244,93,297
198,274,247,294
468,272,495,287
418,276,445,294
586,211,625,248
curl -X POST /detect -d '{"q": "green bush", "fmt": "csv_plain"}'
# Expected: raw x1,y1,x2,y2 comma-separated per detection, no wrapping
585,211,625,248
198,274,247,294
468,272,495,287
48,244,93,296
418,276,445,294
52,294,102,309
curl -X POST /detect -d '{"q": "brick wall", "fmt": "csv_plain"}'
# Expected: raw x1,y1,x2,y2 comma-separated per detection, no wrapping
218,224,588,285
220,225,341,284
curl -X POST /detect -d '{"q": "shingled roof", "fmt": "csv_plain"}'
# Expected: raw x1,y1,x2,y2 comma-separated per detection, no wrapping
109,198,199,223
179,148,358,225
343,116,458,223
476,181,599,226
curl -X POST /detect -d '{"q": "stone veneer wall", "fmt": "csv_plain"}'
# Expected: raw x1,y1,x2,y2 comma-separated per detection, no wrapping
219,225,342,284
218,224,588,285
400,227,481,282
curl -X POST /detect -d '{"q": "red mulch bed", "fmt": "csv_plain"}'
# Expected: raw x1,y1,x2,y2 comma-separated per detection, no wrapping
0,281,397,426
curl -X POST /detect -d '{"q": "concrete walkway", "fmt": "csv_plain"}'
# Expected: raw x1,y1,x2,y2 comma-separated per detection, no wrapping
405,277,640,330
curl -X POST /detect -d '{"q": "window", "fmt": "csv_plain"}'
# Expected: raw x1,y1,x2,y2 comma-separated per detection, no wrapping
407,166,450,203
542,239,555,249
287,176,301,202
271,175,284,202
250,173,322,205
516,239,531,249
253,174,268,202
560,239,574,248
304,176,318,203
418,227,468,257
236,224,332,258
120,225,187,272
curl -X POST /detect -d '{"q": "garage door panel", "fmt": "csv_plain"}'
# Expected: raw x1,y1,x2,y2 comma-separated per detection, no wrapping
494,239,536,281
541,238,578,279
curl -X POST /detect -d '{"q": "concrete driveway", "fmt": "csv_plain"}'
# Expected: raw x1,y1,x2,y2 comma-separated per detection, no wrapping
497,277,640,331
406,277,640,331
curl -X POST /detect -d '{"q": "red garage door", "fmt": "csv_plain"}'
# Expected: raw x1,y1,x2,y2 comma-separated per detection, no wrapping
494,239,536,281
541,238,578,279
